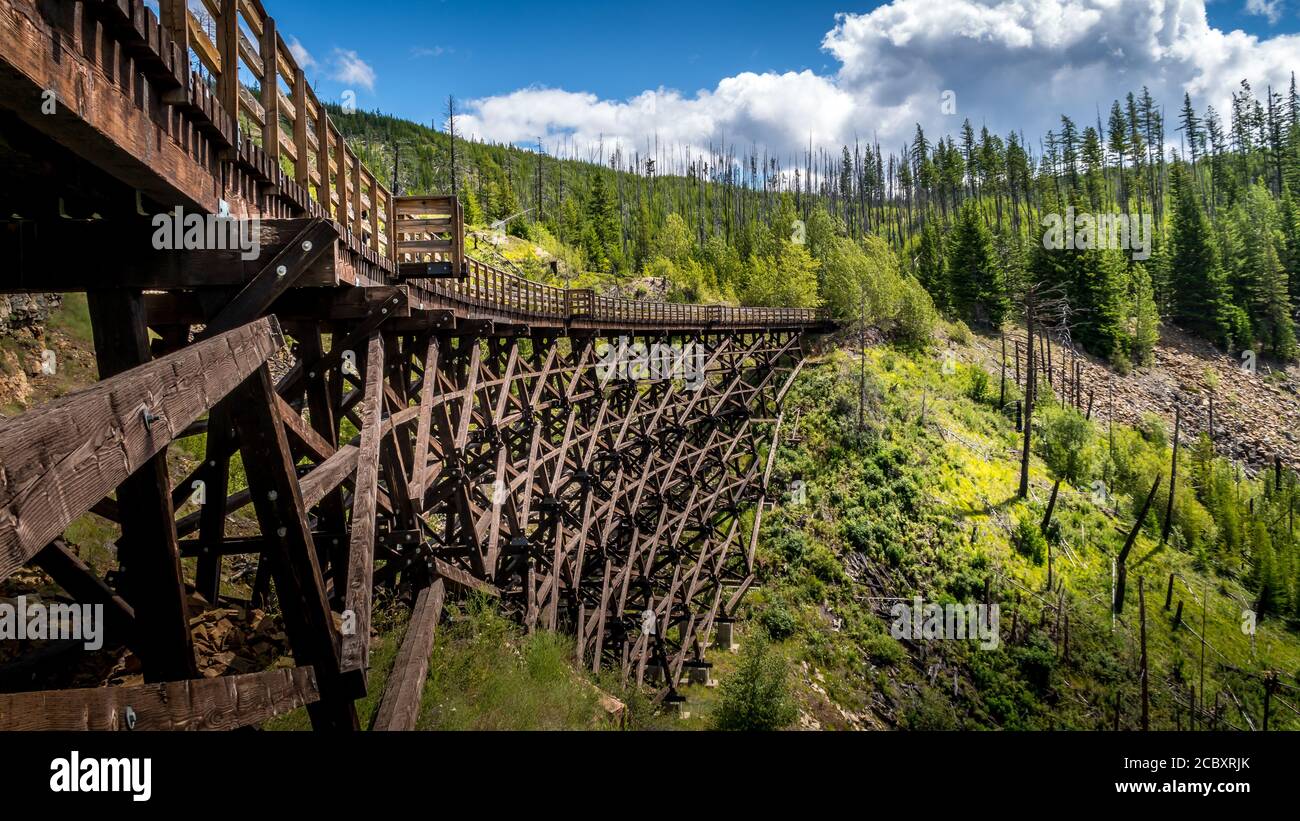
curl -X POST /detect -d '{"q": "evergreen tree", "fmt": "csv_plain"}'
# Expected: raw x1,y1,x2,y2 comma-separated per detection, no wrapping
915,219,949,311
948,202,1007,325
1168,163,1245,347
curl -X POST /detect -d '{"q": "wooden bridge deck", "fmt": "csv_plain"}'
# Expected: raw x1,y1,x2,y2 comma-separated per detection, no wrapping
0,0,831,731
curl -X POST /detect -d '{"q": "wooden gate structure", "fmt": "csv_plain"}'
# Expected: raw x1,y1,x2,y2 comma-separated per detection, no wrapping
0,0,831,730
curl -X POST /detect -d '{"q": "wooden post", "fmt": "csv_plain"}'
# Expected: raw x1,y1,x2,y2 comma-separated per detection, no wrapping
195,403,232,604
261,16,280,165
86,290,198,683
1164,572,1174,610
293,68,310,187
228,367,357,731
1263,673,1276,731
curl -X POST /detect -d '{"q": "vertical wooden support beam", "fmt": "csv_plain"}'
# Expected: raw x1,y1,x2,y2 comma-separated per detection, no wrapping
371,580,445,731
228,366,357,730
334,128,349,226
317,101,332,212
350,151,363,238
367,173,380,251
293,67,310,187
159,0,190,74
260,15,280,163
86,290,197,683
215,0,240,119
298,328,347,576
341,334,384,676
195,402,232,604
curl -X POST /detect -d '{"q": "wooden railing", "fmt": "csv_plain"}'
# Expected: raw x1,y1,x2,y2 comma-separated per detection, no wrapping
405,255,826,329
56,0,392,262
394,194,826,328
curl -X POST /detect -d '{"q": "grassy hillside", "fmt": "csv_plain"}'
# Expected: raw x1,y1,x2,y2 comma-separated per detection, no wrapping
746,329,1300,730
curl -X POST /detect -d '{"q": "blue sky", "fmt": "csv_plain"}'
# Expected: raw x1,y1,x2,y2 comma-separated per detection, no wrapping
269,0,1300,154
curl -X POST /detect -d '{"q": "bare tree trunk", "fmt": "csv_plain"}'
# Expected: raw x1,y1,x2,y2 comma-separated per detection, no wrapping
1139,575,1149,730
1160,407,1180,545
1115,476,1162,615
1019,299,1037,499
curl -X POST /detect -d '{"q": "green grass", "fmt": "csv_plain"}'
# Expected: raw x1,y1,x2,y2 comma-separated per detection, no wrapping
417,597,607,730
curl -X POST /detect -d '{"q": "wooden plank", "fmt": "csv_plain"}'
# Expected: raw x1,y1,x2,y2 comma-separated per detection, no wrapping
300,447,358,509
277,393,336,464
0,317,284,580
433,558,501,598
0,667,318,731
410,335,440,501
340,334,384,674
260,14,280,161
371,580,445,731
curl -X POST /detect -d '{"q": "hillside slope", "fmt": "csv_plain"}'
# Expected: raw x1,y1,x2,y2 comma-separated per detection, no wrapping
748,329,1300,730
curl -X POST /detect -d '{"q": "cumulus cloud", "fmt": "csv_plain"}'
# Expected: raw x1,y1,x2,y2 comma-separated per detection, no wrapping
1245,0,1284,26
286,36,315,70
456,0,1300,159
330,49,377,92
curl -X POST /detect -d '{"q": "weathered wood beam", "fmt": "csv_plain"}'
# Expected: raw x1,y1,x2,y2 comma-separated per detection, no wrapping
0,315,283,580
227,365,357,730
340,334,384,675
371,580,445,731
0,667,319,731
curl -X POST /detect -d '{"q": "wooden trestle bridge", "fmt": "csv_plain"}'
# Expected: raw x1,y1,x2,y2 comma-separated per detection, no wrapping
0,0,831,730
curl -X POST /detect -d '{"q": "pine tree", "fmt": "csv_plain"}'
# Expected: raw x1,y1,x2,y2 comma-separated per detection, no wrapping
1130,262,1160,366
915,219,949,311
1235,183,1297,358
1168,163,1245,347
948,202,1007,325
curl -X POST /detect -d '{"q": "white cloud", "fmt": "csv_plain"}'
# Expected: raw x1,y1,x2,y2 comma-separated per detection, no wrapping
411,46,447,59
330,49,377,92
286,36,315,70
456,0,1300,159
1245,0,1284,26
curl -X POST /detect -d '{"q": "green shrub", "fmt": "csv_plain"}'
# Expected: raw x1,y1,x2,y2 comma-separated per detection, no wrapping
759,602,797,640
712,633,798,731
1012,515,1047,565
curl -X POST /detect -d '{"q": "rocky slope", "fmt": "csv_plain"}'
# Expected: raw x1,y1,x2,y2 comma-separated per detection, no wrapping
964,324,1300,473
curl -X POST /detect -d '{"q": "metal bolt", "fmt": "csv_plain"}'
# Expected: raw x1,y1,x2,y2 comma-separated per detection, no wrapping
267,490,279,501
276,264,287,277
123,706,137,730
141,408,158,428
302,240,313,252
276,527,287,538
